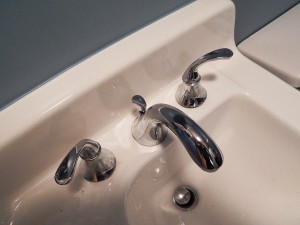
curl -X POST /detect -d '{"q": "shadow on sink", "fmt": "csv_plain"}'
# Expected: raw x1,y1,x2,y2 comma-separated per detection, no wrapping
126,95,300,225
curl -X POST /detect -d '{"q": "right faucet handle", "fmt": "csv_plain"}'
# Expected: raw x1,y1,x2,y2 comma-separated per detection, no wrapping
176,48,233,108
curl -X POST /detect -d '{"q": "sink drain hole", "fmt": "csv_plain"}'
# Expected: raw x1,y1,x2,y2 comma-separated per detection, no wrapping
173,185,198,211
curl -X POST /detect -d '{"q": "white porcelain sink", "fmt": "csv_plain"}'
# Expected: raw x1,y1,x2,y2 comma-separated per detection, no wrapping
9,167,129,224
1,0,300,224
9,94,300,225
126,95,300,225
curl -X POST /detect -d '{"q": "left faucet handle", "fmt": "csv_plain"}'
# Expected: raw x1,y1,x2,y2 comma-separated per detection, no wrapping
132,95,147,114
54,139,89,185
54,139,116,185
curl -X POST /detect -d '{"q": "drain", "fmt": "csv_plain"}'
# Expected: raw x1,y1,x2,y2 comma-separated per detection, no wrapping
173,185,198,211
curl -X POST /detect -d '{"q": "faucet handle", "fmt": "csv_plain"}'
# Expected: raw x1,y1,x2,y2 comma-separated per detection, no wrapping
132,95,147,114
182,48,233,85
54,139,116,185
176,48,233,108
55,139,89,185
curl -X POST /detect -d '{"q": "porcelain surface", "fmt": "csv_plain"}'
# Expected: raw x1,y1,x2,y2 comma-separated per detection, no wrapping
127,95,300,225
238,3,300,87
0,0,300,224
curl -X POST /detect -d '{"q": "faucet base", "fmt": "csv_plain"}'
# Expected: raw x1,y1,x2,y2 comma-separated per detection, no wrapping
176,81,207,108
132,117,168,147
79,148,116,182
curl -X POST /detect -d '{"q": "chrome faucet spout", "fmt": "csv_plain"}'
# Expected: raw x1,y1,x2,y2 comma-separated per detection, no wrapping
132,95,223,172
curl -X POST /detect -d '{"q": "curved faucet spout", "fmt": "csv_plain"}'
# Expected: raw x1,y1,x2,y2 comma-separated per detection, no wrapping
132,96,223,172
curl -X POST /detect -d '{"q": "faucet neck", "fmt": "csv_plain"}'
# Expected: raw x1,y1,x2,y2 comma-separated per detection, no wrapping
132,98,223,172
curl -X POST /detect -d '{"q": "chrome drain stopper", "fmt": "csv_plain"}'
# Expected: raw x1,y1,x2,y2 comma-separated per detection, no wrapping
173,185,198,211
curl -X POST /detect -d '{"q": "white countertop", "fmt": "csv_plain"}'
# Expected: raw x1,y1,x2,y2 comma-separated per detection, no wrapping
238,4,300,87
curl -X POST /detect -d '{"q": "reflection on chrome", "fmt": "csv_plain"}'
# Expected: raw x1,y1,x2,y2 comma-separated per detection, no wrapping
131,95,223,172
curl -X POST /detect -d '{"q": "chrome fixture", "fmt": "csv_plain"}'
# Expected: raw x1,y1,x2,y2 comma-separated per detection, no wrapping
173,185,198,211
131,95,223,172
55,139,116,185
176,48,233,108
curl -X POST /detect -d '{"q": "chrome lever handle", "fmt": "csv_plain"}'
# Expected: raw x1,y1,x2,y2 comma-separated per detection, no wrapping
176,48,233,108
54,139,101,185
182,48,233,84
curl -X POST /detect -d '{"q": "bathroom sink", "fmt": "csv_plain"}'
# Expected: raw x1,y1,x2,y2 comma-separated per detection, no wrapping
1,0,300,224
126,95,300,225
10,95,300,225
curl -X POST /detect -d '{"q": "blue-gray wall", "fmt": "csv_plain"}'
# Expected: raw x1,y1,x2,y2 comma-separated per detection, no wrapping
0,0,194,109
1,0,299,109
232,0,299,44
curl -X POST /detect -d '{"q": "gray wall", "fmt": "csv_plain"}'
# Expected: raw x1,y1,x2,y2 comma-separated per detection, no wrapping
1,0,299,109
232,0,299,44
0,0,194,109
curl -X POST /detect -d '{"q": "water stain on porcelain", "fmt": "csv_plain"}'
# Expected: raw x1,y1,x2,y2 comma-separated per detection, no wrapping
149,158,168,181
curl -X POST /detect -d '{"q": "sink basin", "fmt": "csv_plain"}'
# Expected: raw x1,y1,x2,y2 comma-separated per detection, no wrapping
12,95,300,225
126,95,300,225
